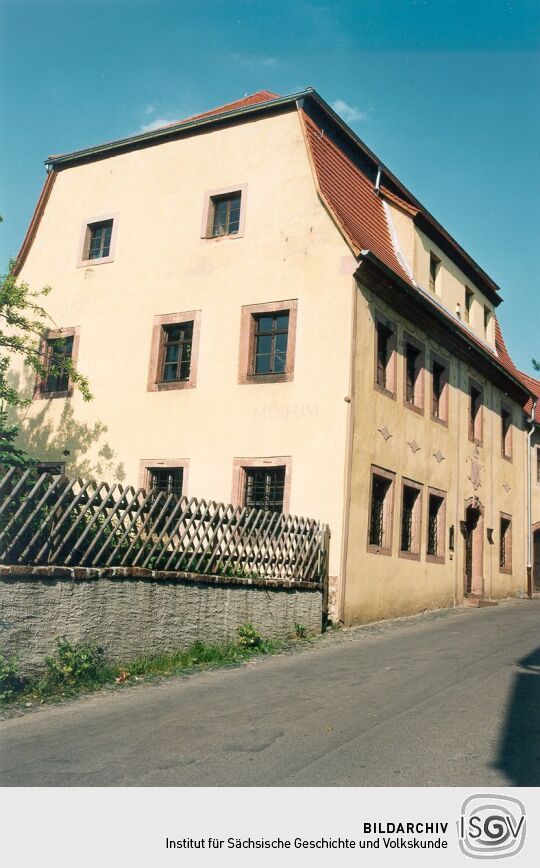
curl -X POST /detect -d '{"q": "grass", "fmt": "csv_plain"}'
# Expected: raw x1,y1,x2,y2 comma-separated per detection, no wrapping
0,625,312,710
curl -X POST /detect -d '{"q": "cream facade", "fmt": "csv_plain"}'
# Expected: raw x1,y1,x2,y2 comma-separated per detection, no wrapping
11,88,536,623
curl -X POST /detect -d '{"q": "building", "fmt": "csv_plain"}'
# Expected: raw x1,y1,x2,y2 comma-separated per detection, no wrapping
12,88,539,623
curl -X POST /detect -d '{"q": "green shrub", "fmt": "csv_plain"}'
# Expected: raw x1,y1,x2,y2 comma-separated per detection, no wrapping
236,623,264,650
294,623,308,639
44,637,108,688
0,654,21,702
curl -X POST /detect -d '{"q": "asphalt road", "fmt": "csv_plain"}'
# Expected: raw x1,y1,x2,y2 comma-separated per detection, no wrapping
1,599,539,786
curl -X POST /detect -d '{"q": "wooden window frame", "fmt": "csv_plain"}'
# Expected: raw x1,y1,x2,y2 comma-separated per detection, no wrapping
138,459,189,497
201,183,248,241
238,300,297,385
426,487,446,564
366,465,396,556
430,353,449,426
398,478,423,561
468,379,484,445
373,313,397,399
403,332,425,415
501,404,513,461
147,311,201,392
37,461,66,476
34,327,80,400
231,456,292,514
77,212,119,267
499,512,512,575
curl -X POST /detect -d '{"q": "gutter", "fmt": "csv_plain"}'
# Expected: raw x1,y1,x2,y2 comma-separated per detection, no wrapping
45,90,313,169
527,396,538,596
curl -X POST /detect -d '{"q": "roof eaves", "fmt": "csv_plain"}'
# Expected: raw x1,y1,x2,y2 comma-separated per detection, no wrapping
358,249,528,399
46,90,311,169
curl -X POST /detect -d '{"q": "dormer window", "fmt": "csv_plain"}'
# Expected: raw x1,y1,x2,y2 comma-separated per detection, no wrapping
464,288,474,324
429,253,440,294
483,305,491,339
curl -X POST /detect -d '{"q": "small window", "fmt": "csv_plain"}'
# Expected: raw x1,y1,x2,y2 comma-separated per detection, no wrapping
432,358,448,422
148,311,201,392
499,515,512,573
464,288,474,324
484,305,491,339
244,466,286,513
211,193,241,237
427,490,446,561
429,253,440,293
147,467,184,498
86,220,113,260
252,312,289,375
375,320,396,395
400,481,422,559
501,407,512,459
404,339,424,411
368,468,395,554
160,322,193,383
537,447,540,484
469,382,483,443
202,185,247,240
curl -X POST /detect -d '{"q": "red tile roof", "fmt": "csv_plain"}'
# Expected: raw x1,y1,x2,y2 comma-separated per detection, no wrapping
517,369,540,422
177,90,279,125
300,111,413,285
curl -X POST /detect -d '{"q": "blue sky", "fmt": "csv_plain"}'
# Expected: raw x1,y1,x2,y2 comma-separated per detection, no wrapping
1,0,538,373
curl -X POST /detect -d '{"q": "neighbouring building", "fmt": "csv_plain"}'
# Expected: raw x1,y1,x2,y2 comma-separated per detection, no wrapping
11,88,540,623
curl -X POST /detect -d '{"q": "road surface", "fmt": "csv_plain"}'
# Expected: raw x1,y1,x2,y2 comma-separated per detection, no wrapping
1,599,538,786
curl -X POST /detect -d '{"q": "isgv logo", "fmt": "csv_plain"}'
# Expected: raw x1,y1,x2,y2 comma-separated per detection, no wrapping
458,794,526,859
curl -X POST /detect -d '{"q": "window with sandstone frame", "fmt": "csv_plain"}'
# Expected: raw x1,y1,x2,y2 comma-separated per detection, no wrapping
77,212,119,267
499,513,512,574
367,466,395,555
399,479,422,560
231,457,292,515
469,380,484,445
34,327,80,400
431,355,449,423
238,300,297,384
147,311,201,392
201,184,247,240
501,405,513,460
426,488,446,563
374,315,397,397
403,334,425,413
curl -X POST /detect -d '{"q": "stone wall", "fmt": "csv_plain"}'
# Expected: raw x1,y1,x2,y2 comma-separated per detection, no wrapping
0,566,322,676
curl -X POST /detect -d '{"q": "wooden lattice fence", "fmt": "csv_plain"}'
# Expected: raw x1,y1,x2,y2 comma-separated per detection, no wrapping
0,468,330,584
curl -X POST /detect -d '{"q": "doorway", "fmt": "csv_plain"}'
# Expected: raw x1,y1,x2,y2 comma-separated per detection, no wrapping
534,526,540,593
464,499,484,596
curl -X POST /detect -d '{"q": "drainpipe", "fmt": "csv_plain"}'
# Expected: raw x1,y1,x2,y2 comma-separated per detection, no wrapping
374,165,382,196
526,396,538,597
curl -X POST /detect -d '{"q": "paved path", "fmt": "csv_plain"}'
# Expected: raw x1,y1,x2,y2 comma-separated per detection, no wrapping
1,599,538,786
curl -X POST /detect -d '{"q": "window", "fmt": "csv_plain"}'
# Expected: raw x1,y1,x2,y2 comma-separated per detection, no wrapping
399,480,422,559
537,447,540,484
429,253,440,294
244,466,285,512
238,300,297,384
232,457,292,514
160,322,193,383
404,337,424,411
469,381,483,443
211,193,241,237
464,288,474,324
37,462,66,477
78,213,118,266
201,184,247,240
139,459,189,499
501,407,512,459
374,318,396,395
427,489,446,562
253,312,289,375
367,467,395,554
87,220,112,259
431,358,448,422
35,328,79,399
148,467,184,498
499,514,512,573
484,305,491,339
147,311,201,392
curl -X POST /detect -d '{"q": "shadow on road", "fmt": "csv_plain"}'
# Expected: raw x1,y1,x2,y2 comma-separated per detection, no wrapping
493,646,540,785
